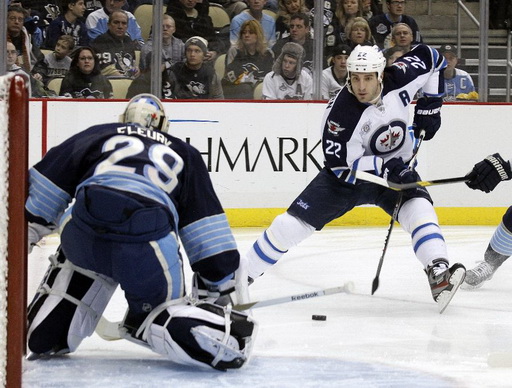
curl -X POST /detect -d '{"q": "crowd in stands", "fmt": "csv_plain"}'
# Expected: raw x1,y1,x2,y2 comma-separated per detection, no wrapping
5,0,496,101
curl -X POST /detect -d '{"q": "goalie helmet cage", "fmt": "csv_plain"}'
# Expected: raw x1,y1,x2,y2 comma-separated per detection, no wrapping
0,73,29,388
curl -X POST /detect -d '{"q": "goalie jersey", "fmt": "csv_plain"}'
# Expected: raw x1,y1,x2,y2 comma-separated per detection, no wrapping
322,44,446,183
26,122,239,279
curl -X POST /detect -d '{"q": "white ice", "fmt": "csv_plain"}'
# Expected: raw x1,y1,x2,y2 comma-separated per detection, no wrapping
23,226,512,387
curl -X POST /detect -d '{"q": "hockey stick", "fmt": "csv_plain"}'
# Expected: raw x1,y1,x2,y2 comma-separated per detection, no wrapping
353,170,470,191
371,131,425,295
95,281,355,341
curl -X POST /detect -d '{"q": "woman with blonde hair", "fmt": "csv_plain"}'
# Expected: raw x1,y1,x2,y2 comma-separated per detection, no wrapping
326,0,363,56
275,0,310,40
342,16,374,48
223,19,275,99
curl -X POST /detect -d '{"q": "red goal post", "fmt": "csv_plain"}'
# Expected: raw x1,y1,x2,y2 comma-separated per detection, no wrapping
0,73,29,387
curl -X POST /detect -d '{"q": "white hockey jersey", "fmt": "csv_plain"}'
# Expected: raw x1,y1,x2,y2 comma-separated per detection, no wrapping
261,69,313,100
321,44,446,183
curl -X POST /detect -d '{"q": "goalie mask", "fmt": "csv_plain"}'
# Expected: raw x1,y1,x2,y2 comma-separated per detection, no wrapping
346,45,386,96
120,94,169,133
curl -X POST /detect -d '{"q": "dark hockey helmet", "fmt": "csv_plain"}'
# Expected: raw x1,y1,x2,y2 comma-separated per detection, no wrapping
120,93,169,133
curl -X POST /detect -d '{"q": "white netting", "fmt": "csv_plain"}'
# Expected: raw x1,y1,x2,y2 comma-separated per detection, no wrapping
0,73,13,388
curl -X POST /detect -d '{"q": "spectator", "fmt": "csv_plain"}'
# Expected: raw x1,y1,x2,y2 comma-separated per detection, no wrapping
439,44,477,102
321,43,351,99
59,46,114,98
166,0,223,62
390,22,413,52
7,5,43,72
362,0,381,20
342,16,374,48
223,19,275,99
139,14,185,72
368,0,422,50
272,13,315,73
383,45,405,67
262,42,312,99
44,0,89,50
91,10,140,78
166,36,224,99
86,0,143,47
230,0,277,48
6,41,34,96
32,35,75,85
275,0,310,40
332,0,363,42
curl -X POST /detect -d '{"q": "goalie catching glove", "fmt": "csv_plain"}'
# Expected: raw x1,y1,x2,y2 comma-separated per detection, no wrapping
413,97,442,141
466,153,512,193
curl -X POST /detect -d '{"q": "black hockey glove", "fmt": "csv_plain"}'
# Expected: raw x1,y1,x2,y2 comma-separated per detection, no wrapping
413,97,442,141
382,157,419,184
466,153,512,193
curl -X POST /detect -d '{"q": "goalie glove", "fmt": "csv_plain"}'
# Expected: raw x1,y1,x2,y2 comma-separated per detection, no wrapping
413,97,442,141
466,153,512,193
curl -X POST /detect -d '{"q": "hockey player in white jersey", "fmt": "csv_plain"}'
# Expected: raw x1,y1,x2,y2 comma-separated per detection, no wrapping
245,44,466,313
463,153,512,289
25,94,256,370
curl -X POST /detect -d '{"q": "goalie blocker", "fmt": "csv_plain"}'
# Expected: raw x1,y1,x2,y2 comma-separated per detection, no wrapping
27,250,256,370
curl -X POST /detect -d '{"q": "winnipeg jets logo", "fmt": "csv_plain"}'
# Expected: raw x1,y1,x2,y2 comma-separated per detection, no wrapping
370,121,407,155
392,61,408,74
326,120,345,136
379,126,401,149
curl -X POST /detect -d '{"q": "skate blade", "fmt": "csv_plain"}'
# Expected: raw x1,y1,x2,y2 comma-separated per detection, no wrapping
460,274,493,291
437,267,466,314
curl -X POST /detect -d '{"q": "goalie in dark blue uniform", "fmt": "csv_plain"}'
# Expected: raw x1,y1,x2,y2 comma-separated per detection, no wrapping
25,94,256,370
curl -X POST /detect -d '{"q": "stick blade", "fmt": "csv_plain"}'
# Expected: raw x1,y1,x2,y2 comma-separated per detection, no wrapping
371,277,379,295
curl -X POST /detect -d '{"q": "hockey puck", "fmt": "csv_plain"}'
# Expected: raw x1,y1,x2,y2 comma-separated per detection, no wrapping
312,315,327,321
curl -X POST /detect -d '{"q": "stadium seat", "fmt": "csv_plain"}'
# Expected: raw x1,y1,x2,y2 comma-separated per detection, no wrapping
134,4,167,41
109,78,133,99
47,77,63,95
214,53,226,80
209,3,231,30
253,82,264,99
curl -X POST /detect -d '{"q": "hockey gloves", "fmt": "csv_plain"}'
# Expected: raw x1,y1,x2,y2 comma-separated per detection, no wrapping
413,97,442,140
466,153,512,193
382,157,419,184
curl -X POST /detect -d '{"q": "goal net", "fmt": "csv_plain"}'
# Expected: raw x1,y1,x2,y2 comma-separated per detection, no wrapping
0,73,29,388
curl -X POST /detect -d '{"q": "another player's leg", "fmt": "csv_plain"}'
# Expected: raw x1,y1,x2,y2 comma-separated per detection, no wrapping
245,212,315,281
27,248,118,359
397,197,466,313
462,207,512,289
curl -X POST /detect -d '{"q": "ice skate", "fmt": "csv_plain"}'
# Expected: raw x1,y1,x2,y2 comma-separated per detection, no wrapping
427,259,466,314
461,261,497,290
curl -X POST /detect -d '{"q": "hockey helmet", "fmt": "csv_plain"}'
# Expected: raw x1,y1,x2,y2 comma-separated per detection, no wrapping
120,93,169,133
347,44,386,78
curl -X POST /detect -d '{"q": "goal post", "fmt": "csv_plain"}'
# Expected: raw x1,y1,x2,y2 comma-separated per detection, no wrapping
0,73,29,388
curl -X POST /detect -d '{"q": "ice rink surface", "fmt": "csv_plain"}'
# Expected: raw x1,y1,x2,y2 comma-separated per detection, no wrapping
23,226,512,387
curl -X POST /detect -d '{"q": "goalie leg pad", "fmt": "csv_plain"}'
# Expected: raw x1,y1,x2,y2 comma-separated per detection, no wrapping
142,301,257,370
27,250,118,356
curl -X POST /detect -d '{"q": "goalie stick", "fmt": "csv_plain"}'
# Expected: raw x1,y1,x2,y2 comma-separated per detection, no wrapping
95,281,355,341
353,170,470,191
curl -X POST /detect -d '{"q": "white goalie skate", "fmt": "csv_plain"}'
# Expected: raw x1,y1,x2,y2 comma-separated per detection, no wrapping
461,261,497,290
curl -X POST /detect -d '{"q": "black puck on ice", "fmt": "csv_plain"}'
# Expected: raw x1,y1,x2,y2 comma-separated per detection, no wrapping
312,315,327,321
